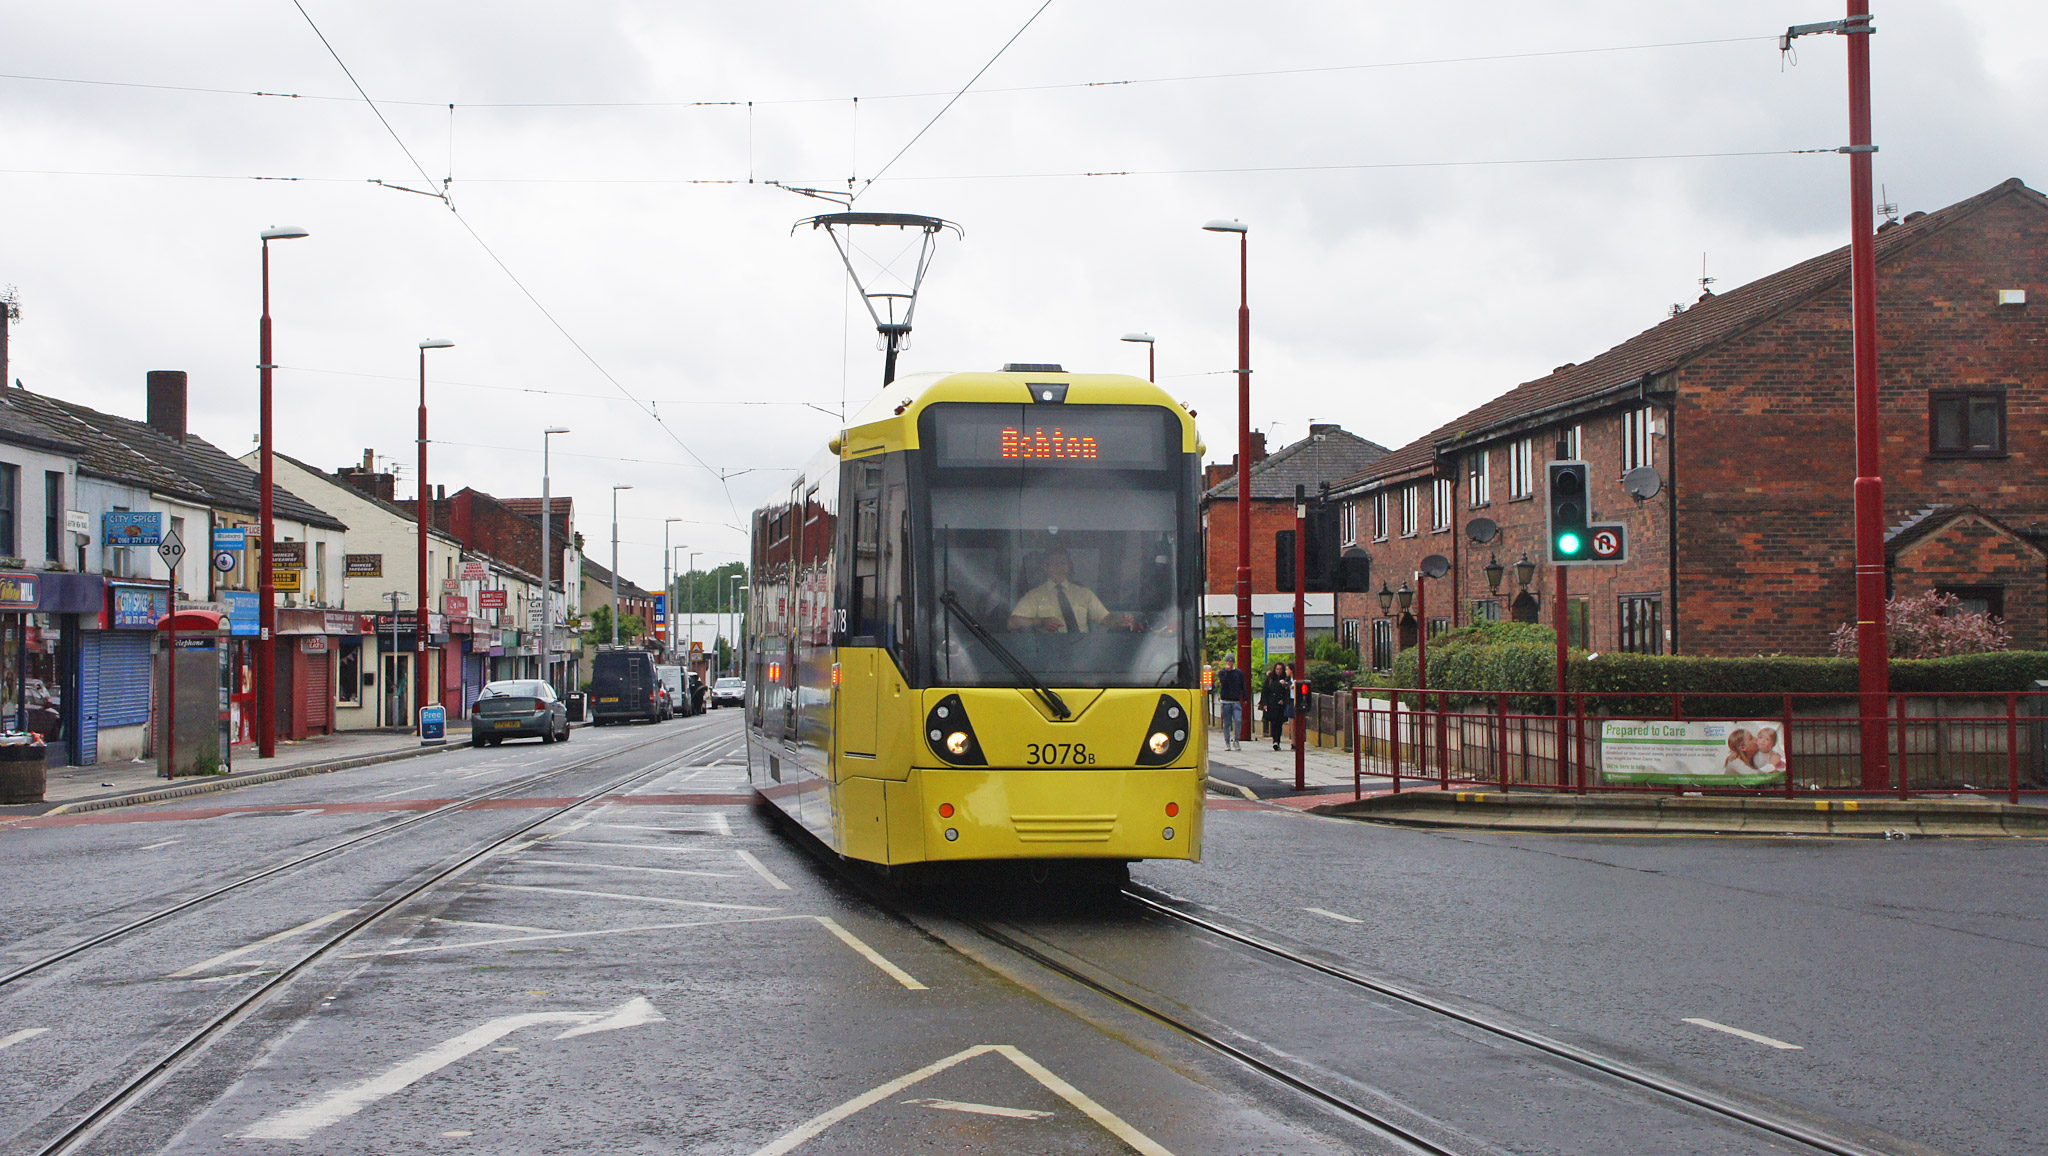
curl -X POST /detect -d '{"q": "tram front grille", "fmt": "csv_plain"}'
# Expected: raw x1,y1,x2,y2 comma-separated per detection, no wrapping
1010,814,1117,842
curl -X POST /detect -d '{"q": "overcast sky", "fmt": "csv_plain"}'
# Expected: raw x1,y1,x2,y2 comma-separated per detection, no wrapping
4,1,2044,589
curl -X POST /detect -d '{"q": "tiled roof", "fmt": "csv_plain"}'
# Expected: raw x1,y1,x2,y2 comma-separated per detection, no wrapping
8,386,345,530
1204,425,1390,501
0,394,84,456
580,557,652,598
1341,178,2044,492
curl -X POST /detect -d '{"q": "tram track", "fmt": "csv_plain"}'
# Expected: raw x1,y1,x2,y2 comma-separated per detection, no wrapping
20,724,740,1156
0,720,710,992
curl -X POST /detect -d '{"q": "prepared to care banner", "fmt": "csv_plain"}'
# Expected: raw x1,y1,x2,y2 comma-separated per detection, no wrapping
1599,719,1787,787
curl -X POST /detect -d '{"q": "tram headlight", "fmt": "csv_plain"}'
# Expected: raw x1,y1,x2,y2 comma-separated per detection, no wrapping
1135,694,1192,766
946,732,972,756
924,694,986,766
1147,732,1171,756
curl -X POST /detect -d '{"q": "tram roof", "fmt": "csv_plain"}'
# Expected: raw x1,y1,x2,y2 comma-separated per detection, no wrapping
840,370,1201,458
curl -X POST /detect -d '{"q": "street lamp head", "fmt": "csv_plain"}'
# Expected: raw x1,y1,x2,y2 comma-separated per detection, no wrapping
260,225,311,241
419,338,455,350
1377,583,1395,616
1396,582,1414,613
614,484,633,492
1514,553,1537,590
544,426,570,435
1120,332,1155,344
1201,219,1248,234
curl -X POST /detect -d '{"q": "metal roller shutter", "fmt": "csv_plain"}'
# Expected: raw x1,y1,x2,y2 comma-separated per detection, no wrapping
96,633,153,728
303,649,331,731
79,634,102,765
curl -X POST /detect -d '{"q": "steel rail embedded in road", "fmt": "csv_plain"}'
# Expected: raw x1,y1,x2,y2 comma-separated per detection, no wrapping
28,724,740,1156
1122,888,1904,1156
0,721,710,991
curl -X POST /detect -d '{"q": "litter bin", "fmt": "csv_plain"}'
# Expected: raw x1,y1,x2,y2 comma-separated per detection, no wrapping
0,735,46,804
565,693,587,723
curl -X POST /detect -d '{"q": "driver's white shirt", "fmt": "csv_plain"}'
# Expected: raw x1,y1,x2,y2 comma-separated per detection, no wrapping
1011,580,1111,632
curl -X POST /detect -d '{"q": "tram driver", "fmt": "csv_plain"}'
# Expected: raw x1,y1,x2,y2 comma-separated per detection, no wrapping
1008,547,1142,632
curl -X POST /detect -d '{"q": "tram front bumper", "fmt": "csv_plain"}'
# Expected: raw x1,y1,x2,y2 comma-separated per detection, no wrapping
910,767,1202,861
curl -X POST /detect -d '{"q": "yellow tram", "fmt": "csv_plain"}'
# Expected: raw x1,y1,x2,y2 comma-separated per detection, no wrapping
745,366,1207,868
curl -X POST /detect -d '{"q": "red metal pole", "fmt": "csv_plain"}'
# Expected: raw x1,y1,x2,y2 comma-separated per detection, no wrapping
1895,696,1908,800
1845,0,1891,792
1234,232,1254,744
256,240,277,760
1495,691,1508,791
1390,691,1402,793
1554,564,1568,787
1416,575,1428,694
1783,694,1797,800
2006,693,2019,805
417,347,431,732
1292,496,1306,792
1352,689,1362,800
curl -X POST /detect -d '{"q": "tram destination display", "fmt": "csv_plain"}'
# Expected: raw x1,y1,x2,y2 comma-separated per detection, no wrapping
928,403,1174,470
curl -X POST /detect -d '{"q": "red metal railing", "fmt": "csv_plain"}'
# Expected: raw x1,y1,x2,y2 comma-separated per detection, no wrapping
1347,688,2048,804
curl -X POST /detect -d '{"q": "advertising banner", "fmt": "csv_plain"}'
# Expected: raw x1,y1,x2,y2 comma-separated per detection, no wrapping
211,527,247,551
103,511,163,547
1600,719,1788,787
442,595,469,618
272,568,303,593
460,561,490,582
345,553,383,577
112,584,171,628
270,540,306,568
224,590,261,637
1264,611,1296,657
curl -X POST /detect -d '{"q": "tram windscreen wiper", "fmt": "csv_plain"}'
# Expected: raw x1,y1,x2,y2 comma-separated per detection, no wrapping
939,591,1071,720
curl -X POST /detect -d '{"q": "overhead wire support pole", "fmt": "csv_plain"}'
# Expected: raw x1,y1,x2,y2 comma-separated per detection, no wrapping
1786,6,1887,792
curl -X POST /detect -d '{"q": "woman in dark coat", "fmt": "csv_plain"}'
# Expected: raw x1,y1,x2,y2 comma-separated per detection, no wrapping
1259,662,1293,750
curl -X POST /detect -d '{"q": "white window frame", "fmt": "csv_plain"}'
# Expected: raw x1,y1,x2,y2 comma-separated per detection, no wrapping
1468,451,1490,507
1559,424,1582,461
1431,476,1453,531
1341,501,1358,546
1372,491,1388,541
1509,438,1534,499
1399,483,1419,537
1623,407,1654,472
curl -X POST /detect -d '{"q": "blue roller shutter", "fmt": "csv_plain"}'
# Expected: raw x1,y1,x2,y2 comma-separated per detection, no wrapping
79,634,102,765
96,632,154,735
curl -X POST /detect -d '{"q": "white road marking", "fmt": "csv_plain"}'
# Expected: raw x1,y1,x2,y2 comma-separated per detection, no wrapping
1304,907,1364,924
550,839,725,855
599,814,733,836
340,914,809,959
904,1097,1054,1120
734,849,791,890
169,909,357,977
475,882,777,912
431,917,563,935
0,1027,49,1051
1682,1018,1803,1050
520,858,737,879
372,784,440,800
244,998,665,1139
748,1044,1172,1156
813,916,926,990
139,839,183,851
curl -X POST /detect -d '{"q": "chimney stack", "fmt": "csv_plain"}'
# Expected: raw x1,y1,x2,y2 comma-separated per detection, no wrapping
146,370,188,442
362,448,375,471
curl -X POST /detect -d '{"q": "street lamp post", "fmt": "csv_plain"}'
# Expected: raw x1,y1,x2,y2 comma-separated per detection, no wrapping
415,338,454,729
662,519,683,660
1203,218,1252,744
256,224,309,760
684,550,700,669
540,427,569,689
1120,332,1156,382
610,485,632,647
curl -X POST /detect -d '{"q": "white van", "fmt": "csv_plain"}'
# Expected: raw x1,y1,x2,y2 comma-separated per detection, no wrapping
655,665,689,717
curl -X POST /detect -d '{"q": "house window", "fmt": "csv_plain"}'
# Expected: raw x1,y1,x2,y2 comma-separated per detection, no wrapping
43,471,62,564
1622,407,1655,471
1509,438,1534,498
1341,501,1357,545
1929,390,2006,457
1341,617,1360,655
0,464,16,558
1370,618,1395,671
315,541,329,606
1431,476,1453,530
1936,585,2005,620
1618,594,1663,655
1428,617,1450,638
1470,598,1501,622
1399,484,1418,536
1372,492,1388,541
1566,597,1589,649
1558,424,1581,461
1467,451,1490,507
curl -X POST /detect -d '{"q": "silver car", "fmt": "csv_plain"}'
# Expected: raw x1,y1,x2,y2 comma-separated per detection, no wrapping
472,680,570,745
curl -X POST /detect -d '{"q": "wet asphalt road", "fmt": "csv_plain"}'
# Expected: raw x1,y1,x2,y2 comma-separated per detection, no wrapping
0,713,2039,1155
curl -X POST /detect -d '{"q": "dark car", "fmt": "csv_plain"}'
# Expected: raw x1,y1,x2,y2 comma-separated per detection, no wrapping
472,680,569,746
590,649,664,725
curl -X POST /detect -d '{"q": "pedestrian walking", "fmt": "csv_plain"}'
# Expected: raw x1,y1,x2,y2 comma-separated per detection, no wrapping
1260,662,1294,750
1214,653,1247,751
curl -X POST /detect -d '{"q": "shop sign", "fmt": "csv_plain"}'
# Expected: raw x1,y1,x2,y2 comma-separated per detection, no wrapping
301,635,330,653
224,590,261,637
66,510,90,535
1599,720,1789,787
0,573,37,610
442,579,461,594
479,589,508,610
345,553,383,577
443,595,469,618
103,511,163,547
112,584,170,628
270,540,306,568
323,611,359,635
273,568,303,593
461,561,490,582
211,527,247,551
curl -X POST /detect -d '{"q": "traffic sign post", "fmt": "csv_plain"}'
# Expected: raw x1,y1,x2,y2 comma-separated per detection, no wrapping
156,527,185,574
1580,523,1628,564
212,551,237,573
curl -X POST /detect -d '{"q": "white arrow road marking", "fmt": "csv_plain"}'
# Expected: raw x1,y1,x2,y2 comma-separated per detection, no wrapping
549,839,726,855
813,917,925,990
430,917,564,935
475,882,776,912
169,910,357,978
519,858,737,879
749,1044,1172,1156
734,849,791,890
0,1028,50,1051
1303,907,1363,924
903,1097,1054,1120
1682,1018,1803,1050
244,997,665,1140
340,915,808,960
139,838,183,851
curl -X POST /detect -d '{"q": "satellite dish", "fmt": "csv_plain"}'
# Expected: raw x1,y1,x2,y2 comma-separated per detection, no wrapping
1623,466,1663,501
1420,554,1451,579
1466,517,1499,544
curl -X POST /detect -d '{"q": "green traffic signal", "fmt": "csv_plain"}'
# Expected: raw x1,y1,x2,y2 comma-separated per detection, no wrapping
1556,531,1583,556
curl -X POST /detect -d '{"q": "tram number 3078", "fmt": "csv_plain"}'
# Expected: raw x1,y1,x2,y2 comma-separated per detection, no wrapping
1025,742,1097,766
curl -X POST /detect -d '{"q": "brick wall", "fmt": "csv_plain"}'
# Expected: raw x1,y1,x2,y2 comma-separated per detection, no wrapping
1201,496,1310,595
1889,515,2046,649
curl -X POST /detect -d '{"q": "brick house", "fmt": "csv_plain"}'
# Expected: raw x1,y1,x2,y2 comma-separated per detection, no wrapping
1201,424,1388,592
1333,177,2048,671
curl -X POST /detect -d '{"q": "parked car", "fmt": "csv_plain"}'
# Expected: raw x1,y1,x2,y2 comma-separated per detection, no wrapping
590,649,664,725
472,680,569,746
656,665,692,718
710,677,745,708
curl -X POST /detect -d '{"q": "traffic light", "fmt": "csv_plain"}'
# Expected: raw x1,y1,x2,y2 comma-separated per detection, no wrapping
1547,461,1590,563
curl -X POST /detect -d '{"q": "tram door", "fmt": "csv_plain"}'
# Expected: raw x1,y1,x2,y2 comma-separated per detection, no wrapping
837,467,884,758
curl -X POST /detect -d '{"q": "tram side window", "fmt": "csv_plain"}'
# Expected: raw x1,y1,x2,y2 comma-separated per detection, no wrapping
850,496,881,641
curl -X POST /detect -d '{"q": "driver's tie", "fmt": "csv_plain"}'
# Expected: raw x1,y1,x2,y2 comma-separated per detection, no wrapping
1055,583,1081,633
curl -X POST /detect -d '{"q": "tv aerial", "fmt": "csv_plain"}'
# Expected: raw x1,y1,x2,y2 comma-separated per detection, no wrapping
796,211,962,386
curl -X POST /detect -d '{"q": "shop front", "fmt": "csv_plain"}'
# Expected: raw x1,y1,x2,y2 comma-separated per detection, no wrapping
0,571,111,766
274,609,363,740
84,582,168,764
223,590,260,745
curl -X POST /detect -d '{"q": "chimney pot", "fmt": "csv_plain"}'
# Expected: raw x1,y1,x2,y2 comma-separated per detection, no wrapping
146,370,188,442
